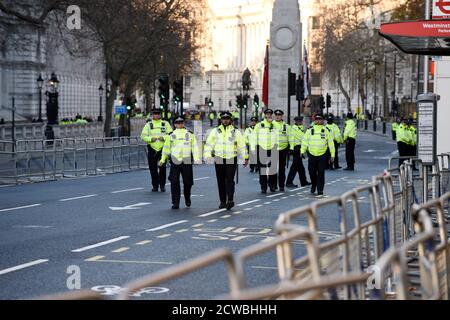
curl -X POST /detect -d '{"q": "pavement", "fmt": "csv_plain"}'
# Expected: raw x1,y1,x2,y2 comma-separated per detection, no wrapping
0,130,398,300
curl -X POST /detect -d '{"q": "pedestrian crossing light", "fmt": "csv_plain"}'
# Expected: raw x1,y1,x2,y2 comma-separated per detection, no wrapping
158,74,170,106
208,99,214,108
319,94,325,109
253,94,260,108
173,79,183,102
326,93,331,109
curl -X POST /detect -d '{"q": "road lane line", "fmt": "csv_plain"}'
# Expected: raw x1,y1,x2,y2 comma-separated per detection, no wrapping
135,240,152,245
175,229,189,233
207,219,218,223
266,193,285,198
0,204,42,213
288,187,305,192
237,199,261,206
88,259,172,265
146,220,188,232
59,194,97,202
85,256,105,262
0,259,48,275
192,224,204,227
112,247,130,253
198,209,226,218
72,236,130,253
194,177,210,181
221,215,231,219
157,234,172,239
111,188,144,194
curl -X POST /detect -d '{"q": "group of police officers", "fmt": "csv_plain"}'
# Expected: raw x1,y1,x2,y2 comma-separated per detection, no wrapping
392,118,417,167
141,108,357,210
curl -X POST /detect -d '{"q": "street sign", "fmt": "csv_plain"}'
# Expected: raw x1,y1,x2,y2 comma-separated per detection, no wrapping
417,93,438,165
433,0,450,19
115,106,127,115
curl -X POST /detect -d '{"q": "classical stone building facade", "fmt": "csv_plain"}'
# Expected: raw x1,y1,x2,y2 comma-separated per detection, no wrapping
0,7,105,122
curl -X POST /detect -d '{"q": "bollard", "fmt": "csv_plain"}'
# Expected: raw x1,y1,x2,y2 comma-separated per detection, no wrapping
383,122,386,134
373,120,377,132
364,120,368,130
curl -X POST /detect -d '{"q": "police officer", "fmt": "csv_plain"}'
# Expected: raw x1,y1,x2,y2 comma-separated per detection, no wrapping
204,111,248,210
244,117,259,173
160,117,200,209
343,113,357,171
396,118,410,167
209,111,216,127
326,115,343,170
301,115,335,196
392,118,401,141
140,109,173,192
252,109,278,194
286,116,310,188
273,110,291,191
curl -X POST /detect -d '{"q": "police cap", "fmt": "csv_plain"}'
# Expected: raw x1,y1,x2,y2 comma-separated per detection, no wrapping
250,117,258,122
220,111,232,119
294,116,304,121
174,116,184,123
274,109,284,116
264,109,274,114
151,109,162,114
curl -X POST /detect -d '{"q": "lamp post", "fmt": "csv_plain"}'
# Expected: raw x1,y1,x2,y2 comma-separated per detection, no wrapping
37,75,44,122
46,72,59,125
98,85,104,122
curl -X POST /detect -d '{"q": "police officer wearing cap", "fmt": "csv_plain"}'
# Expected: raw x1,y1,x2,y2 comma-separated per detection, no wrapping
204,111,248,210
244,116,259,173
343,112,357,171
252,109,278,193
160,117,200,209
286,116,311,188
301,115,335,196
140,109,173,192
325,115,343,170
273,109,292,191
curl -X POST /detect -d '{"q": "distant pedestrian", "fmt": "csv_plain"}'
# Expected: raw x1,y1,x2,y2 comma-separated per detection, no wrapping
325,115,343,170
343,113,357,171
286,116,310,188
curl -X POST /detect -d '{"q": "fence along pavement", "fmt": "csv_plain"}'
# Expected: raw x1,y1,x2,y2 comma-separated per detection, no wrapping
0,137,149,184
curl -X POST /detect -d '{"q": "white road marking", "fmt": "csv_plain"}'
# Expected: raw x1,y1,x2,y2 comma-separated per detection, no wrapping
0,185,14,188
288,187,305,192
194,177,210,182
0,259,49,275
59,194,97,202
0,204,42,213
264,202,272,205
237,199,261,206
109,203,151,211
72,236,130,253
267,193,285,198
111,188,144,194
13,225,53,229
198,209,226,218
146,220,188,232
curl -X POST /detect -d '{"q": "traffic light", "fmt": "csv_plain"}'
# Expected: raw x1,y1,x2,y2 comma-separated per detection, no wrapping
326,93,331,109
173,79,183,102
296,75,305,101
253,94,260,108
208,99,214,108
243,94,249,109
236,94,243,108
319,95,325,109
158,74,169,107
288,70,297,96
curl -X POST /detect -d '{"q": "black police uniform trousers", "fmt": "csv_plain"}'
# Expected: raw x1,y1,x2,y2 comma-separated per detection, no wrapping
398,141,408,167
333,142,340,168
169,158,193,206
147,146,166,189
308,153,327,194
249,147,258,173
258,147,277,191
345,138,356,170
277,148,289,189
286,145,308,186
215,157,237,204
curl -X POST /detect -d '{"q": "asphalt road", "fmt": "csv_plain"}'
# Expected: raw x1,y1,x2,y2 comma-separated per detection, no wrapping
0,130,397,300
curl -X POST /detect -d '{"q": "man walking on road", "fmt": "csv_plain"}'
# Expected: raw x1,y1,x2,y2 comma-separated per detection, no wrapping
273,110,291,192
301,115,335,196
245,117,259,173
286,116,310,188
343,113,357,171
140,109,173,192
204,112,248,210
160,117,200,210
252,109,278,194
326,115,343,170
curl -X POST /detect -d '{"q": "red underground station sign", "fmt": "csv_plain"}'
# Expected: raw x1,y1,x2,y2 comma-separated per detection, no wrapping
379,20,450,56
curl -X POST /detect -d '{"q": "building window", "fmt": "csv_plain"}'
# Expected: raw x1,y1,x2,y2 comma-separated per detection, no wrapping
312,17,320,29
311,72,321,87
185,76,191,87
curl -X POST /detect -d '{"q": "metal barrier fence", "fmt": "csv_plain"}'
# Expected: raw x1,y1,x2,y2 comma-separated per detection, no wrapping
0,137,149,184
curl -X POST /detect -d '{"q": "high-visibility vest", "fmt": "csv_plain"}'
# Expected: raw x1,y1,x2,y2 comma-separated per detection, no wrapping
326,123,343,144
273,121,291,151
140,120,173,152
244,126,255,146
301,125,335,157
252,119,277,151
204,125,248,160
392,122,399,132
344,119,357,140
161,128,200,163
209,113,215,120
407,126,417,146
396,124,410,144
290,124,305,149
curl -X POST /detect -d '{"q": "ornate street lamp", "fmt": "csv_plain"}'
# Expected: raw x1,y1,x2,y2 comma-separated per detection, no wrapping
46,72,59,125
37,75,44,122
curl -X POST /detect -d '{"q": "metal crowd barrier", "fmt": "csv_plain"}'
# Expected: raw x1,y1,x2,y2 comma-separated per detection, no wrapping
0,137,149,184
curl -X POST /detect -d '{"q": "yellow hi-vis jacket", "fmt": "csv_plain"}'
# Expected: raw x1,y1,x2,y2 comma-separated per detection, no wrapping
161,128,200,164
301,125,335,158
407,126,417,146
204,125,248,160
343,119,357,141
251,119,278,151
290,124,305,150
396,124,410,144
326,123,343,144
273,120,292,151
244,126,256,146
140,120,173,152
